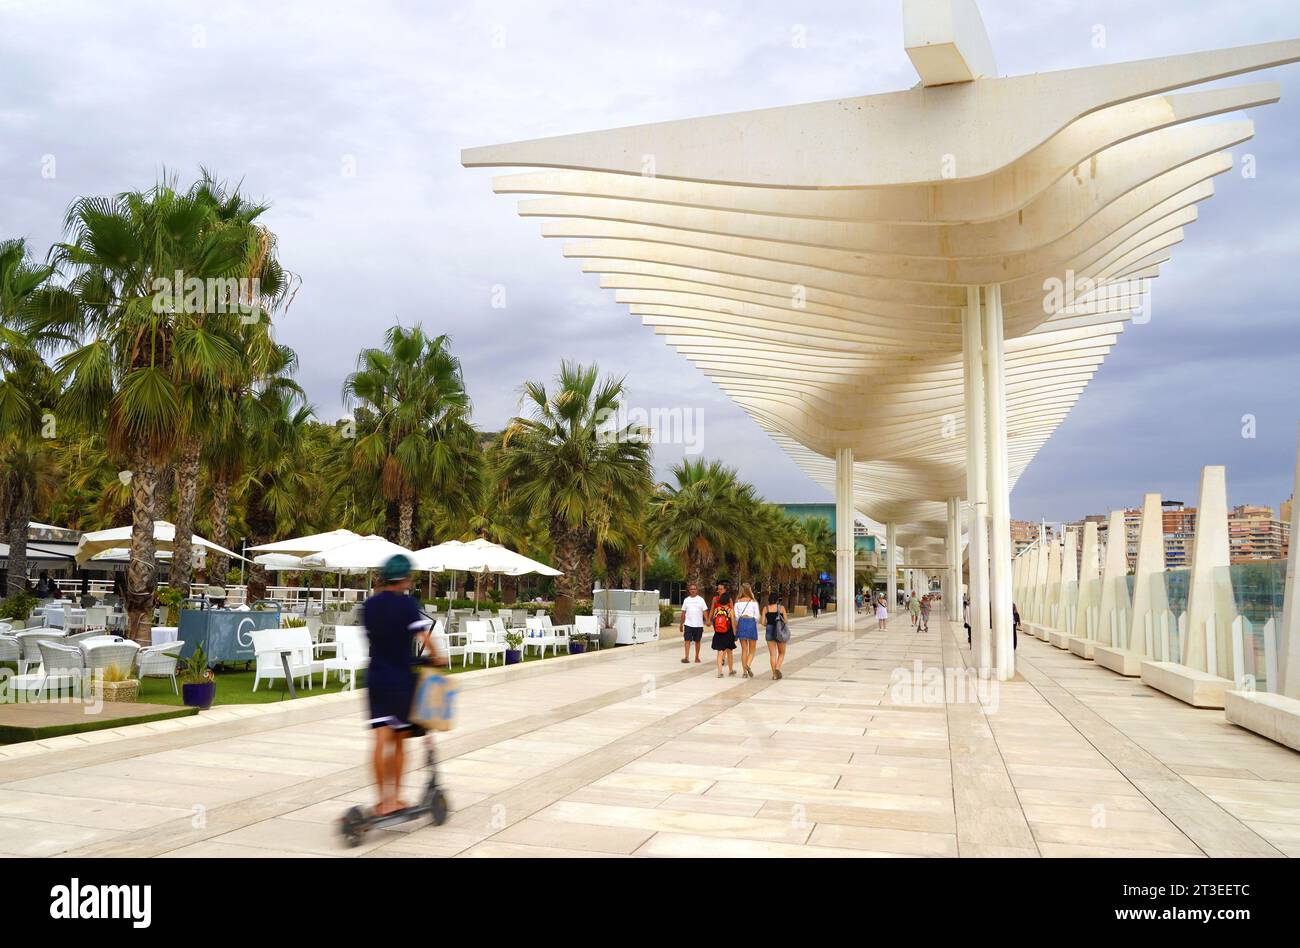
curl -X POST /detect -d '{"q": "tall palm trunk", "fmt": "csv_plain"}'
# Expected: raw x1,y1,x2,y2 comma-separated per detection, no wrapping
574,528,596,601
4,482,33,597
398,492,414,548
171,434,202,594
551,515,585,622
208,477,231,582
245,481,274,602
126,457,160,641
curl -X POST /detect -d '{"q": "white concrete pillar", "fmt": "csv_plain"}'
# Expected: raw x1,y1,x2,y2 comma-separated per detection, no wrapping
1060,526,1078,634
983,284,1014,680
1012,546,1026,606
1280,429,1300,698
834,447,856,634
1045,531,1063,630
948,497,962,621
887,522,897,612
1128,493,1165,659
1097,510,1128,647
1030,531,1049,624
962,287,991,671
1074,521,1101,638
1184,467,1234,675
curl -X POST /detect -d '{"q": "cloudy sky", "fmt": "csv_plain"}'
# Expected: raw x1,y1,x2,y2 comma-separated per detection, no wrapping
2,0,1298,523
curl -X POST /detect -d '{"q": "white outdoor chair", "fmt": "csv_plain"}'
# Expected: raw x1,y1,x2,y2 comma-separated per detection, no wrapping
137,641,183,695
251,627,322,692
521,616,555,658
575,614,602,648
84,606,109,631
82,642,139,678
464,619,505,668
16,630,64,675
35,641,86,698
322,625,369,690
541,615,572,650
64,610,88,633
0,622,11,636
430,619,466,668
488,617,510,641
0,634,19,665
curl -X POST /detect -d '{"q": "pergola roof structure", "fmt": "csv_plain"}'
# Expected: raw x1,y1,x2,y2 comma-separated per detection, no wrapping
462,7,1300,559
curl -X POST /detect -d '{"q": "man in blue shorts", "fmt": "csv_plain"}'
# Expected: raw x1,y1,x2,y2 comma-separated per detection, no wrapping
363,554,441,816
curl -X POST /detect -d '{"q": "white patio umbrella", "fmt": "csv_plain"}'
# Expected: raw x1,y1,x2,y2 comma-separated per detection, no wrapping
90,547,180,562
247,529,365,557
414,538,562,576
74,520,246,567
251,552,308,570
412,538,562,606
248,531,369,608
299,535,415,573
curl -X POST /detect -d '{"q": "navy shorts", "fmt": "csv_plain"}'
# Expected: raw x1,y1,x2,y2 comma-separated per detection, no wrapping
367,679,424,736
683,625,703,642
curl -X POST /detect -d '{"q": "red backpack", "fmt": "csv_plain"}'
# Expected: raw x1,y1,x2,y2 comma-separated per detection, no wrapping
712,604,734,634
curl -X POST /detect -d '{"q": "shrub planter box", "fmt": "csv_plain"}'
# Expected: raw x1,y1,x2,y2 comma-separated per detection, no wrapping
96,680,139,703
182,682,217,710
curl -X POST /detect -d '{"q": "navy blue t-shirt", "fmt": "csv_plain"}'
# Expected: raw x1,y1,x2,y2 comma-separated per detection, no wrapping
362,591,431,690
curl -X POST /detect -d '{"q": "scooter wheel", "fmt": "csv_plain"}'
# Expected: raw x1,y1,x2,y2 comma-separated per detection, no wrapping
429,789,449,826
341,805,366,847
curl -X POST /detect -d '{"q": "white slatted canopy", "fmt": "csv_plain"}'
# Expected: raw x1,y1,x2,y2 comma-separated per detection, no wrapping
461,6,1300,561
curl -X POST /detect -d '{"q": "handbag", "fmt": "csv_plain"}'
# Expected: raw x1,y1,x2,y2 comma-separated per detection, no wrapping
410,667,459,732
773,612,791,643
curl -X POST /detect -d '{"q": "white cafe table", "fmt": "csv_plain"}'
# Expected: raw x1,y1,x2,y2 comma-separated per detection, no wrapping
150,627,179,645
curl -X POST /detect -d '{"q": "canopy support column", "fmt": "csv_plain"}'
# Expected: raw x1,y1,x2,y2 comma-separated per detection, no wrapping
983,283,1015,681
887,522,897,612
962,288,991,671
835,446,856,634
947,497,962,622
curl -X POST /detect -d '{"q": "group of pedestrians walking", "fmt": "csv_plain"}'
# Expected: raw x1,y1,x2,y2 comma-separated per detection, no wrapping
680,580,790,680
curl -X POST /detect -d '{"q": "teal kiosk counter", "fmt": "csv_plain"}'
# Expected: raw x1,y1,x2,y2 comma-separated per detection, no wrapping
177,608,282,664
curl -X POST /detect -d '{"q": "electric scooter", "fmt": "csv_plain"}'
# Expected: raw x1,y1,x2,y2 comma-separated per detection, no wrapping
340,733,449,845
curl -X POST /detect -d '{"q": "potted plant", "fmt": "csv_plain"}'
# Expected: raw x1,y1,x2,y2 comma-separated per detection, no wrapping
95,662,139,703
569,630,588,655
599,605,618,650
157,587,184,625
504,628,524,665
0,591,38,624
180,644,217,710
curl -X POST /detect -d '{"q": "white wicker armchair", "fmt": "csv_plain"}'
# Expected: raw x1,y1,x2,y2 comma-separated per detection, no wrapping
137,641,184,694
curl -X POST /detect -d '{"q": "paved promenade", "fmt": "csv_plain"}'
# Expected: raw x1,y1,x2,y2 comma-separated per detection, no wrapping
2,612,1298,857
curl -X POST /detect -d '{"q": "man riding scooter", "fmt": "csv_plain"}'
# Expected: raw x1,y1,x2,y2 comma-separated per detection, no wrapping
362,553,443,816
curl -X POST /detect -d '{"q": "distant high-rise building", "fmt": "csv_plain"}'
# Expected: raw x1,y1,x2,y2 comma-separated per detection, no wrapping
1161,501,1195,570
1228,504,1290,562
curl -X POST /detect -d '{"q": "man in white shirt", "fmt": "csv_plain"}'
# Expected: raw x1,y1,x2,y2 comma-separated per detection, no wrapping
680,583,707,664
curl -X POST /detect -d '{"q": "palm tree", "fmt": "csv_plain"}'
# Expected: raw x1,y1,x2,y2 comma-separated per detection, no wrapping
241,384,314,601
648,458,758,590
797,516,837,607
48,176,262,637
170,173,293,594
343,327,479,548
202,341,303,583
0,238,74,596
497,362,653,611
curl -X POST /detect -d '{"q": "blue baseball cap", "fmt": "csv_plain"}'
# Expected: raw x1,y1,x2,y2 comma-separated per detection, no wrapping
379,553,413,583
